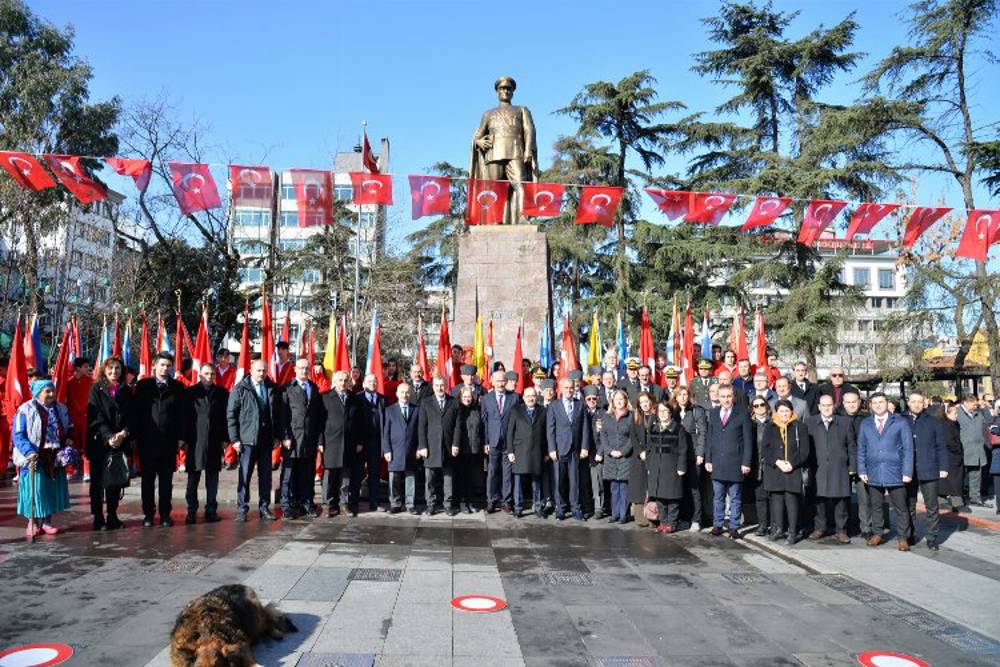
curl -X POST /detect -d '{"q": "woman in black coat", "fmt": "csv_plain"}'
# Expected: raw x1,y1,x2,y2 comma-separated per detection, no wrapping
184,369,229,523
86,356,132,531
748,397,773,536
629,392,655,526
452,386,484,513
598,390,641,524
675,386,708,530
939,401,966,509
644,401,689,533
762,400,811,545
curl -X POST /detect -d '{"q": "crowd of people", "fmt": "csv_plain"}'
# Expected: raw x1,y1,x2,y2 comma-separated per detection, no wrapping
6,341,1000,552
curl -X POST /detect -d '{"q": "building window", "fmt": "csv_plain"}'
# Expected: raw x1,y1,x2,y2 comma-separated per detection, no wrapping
234,210,270,227
853,268,870,289
279,239,306,252
335,185,353,201
280,184,296,200
302,269,322,283
240,268,263,284
878,269,895,290
280,212,299,227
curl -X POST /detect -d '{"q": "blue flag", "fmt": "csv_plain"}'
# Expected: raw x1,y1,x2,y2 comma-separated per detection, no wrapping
539,314,553,371
615,312,628,372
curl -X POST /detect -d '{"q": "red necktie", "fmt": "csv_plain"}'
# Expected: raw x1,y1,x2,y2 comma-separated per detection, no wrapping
722,409,730,426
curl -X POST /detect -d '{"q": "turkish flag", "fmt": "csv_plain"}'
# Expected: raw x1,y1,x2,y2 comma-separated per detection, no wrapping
955,209,1000,262
363,131,380,174
845,203,900,240
349,172,393,205
168,162,222,214
409,175,451,219
558,315,579,380
289,169,333,226
575,186,625,226
645,189,691,220
106,157,152,192
229,165,273,207
466,179,510,225
522,182,565,217
684,192,738,225
42,154,107,204
797,199,847,246
901,206,951,247
741,196,791,230
0,151,55,191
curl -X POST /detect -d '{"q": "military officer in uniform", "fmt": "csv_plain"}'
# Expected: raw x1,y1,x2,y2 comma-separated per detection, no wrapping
690,359,718,408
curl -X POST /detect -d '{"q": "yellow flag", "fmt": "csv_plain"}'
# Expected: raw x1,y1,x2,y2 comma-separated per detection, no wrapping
473,313,485,379
587,310,601,369
322,311,337,379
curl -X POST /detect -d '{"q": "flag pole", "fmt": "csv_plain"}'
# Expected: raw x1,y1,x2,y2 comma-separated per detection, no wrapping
352,120,365,363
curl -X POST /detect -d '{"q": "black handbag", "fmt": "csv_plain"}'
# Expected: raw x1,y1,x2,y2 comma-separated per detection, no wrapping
103,450,131,489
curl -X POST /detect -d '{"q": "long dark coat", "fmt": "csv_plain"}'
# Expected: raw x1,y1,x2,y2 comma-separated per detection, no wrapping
806,414,857,498
506,403,546,476
453,403,483,457
86,381,133,463
184,382,229,472
130,377,185,466
705,406,754,482
598,410,640,483
281,380,325,459
762,420,811,493
677,404,706,459
382,402,419,473
939,416,965,497
320,390,361,469
418,394,459,468
629,414,653,503
645,419,689,500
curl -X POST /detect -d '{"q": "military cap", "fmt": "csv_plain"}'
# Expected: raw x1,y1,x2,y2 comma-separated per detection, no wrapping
494,75,517,90
697,359,713,370
567,369,583,381
504,370,519,381
588,365,602,375
626,357,640,370
532,367,547,379
582,385,600,397
460,364,476,375
539,379,556,391
664,367,680,378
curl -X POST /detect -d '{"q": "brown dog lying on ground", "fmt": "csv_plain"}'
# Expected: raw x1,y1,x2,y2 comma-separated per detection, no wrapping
170,584,298,666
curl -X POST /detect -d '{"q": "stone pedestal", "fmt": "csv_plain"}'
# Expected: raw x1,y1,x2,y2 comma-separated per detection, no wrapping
453,225,552,367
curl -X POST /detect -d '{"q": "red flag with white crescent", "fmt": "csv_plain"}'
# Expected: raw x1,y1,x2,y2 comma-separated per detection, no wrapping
192,308,212,373
335,314,351,373
409,175,451,219
106,157,152,192
797,199,847,246
139,313,152,379
0,151,55,192
435,310,454,390
639,307,656,381
466,179,510,225
559,315,579,380
511,325,525,394
168,162,222,215
741,196,792,230
289,169,333,226
229,165,273,208
955,209,1000,262
901,206,952,247
845,202,900,240
684,192,738,225
363,131,381,174
645,189,691,221
754,306,768,370
42,154,107,204
682,302,695,383
522,182,565,217
235,303,251,384
3,317,29,419
349,172,393,206
261,297,277,381
575,186,625,226
53,323,74,403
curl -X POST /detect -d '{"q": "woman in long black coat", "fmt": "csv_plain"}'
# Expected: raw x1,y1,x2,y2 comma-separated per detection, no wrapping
644,401,689,533
87,356,133,531
629,392,655,526
748,398,773,536
675,386,707,530
762,400,811,545
452,386,484,513
184,369,229,522
939,401,966,509
598,390,640,523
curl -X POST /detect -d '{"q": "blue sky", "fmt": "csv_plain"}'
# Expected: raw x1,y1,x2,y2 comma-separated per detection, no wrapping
27,0,1000,247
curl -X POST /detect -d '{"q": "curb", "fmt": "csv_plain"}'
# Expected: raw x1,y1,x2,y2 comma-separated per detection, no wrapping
918,502,1000,532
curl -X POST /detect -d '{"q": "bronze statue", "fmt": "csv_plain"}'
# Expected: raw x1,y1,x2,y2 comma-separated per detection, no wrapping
470,76,538,224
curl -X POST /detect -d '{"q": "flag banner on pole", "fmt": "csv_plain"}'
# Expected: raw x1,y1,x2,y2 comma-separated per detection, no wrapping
106,157,152,192
685,192,738,225
229,165,273,208
955,210,1000,262
466,179,510,225
845,202,900,240
798,199,847,246
522,183,566,217
349,172,393,205
575,186,625,226
409,175,451,219
289,169,333,226
168,162,222,214
363,131,380,174
645,189,691,221
741,196,792,230
902,206,952,247
0,151,55,191
42,155,107,204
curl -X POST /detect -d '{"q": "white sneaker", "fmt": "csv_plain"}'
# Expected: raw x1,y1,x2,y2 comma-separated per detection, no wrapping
82,474,91,482
178,465,186,472
690,521,701,532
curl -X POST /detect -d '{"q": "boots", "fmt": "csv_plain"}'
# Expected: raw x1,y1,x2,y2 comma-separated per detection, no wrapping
632,503,650,528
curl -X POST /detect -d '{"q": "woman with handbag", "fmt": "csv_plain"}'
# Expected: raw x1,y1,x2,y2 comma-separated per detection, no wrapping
643,400,689,533
598,390,640,524
87,356,133,530
763,400,811,545
13,379,75,537
630,392,655,527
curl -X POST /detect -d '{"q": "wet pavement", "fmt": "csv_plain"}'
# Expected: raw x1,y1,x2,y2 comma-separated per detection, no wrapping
1,474,997,667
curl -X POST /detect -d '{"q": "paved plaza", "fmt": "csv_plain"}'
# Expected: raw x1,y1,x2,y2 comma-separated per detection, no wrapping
1,475,999,667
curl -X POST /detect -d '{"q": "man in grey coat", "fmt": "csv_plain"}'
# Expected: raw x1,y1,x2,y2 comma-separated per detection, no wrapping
957,394,989,506
227,358,282,522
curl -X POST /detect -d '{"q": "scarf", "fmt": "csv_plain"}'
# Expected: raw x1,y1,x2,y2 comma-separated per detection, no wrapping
771,413,797,461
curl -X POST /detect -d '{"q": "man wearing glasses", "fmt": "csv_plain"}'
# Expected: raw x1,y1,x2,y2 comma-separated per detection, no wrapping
818,367,859,409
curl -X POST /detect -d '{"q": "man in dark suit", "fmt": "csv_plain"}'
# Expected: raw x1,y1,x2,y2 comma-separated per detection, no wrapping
418,375,459,515
507,386,548,517
790,362,819,414
409,363,434,404
382,382,419,514
183,363,229,524
597,370,618,411
451,364,483,403
704,384,753,539
817,366,859,409
628,365,664,405
131,352,186,527
716,369,748,410
806,394,857,543
481,369,519,512
357,373,386,511
280,358,325,519
226,357,282,523
546,377,592,521
905,390,949,550
320,370,362,517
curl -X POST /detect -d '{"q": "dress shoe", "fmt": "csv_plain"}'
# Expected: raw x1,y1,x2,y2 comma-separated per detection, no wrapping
485,502,496,513
306,507,322,519
161,516,174,527
463,503,474,514
235,512,248,522
609,517,619,524
447,508,459,517
348,506,359,517
957,505,972,513
389,507,402,514
970,500,986,507
729,529,741,540
867,534,883,547
860,530,873,540
808,530,825,541
593,510,606,520
142,517,155,528
573,511,586,521
502,504,513,514
185,513,197,525
514,509,523,518
105,516,124,530
834,532,850,544
926,538,939,551
93,515,106,531
205,512,221,523
326,507,340,518
897,539,910,552
259,509,277,521
408,508,420,515
424,508,437,516
689,521,701,532
754,526,768,537
709,526,723,536
555,511,566,521
786,536,797,546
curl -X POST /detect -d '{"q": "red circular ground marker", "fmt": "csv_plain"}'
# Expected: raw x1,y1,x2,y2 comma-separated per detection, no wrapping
0,644,74,667
857,651,930,667
451,595,507,612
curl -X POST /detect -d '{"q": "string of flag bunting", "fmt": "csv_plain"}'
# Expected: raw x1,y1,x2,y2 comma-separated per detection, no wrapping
0,147,997,260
